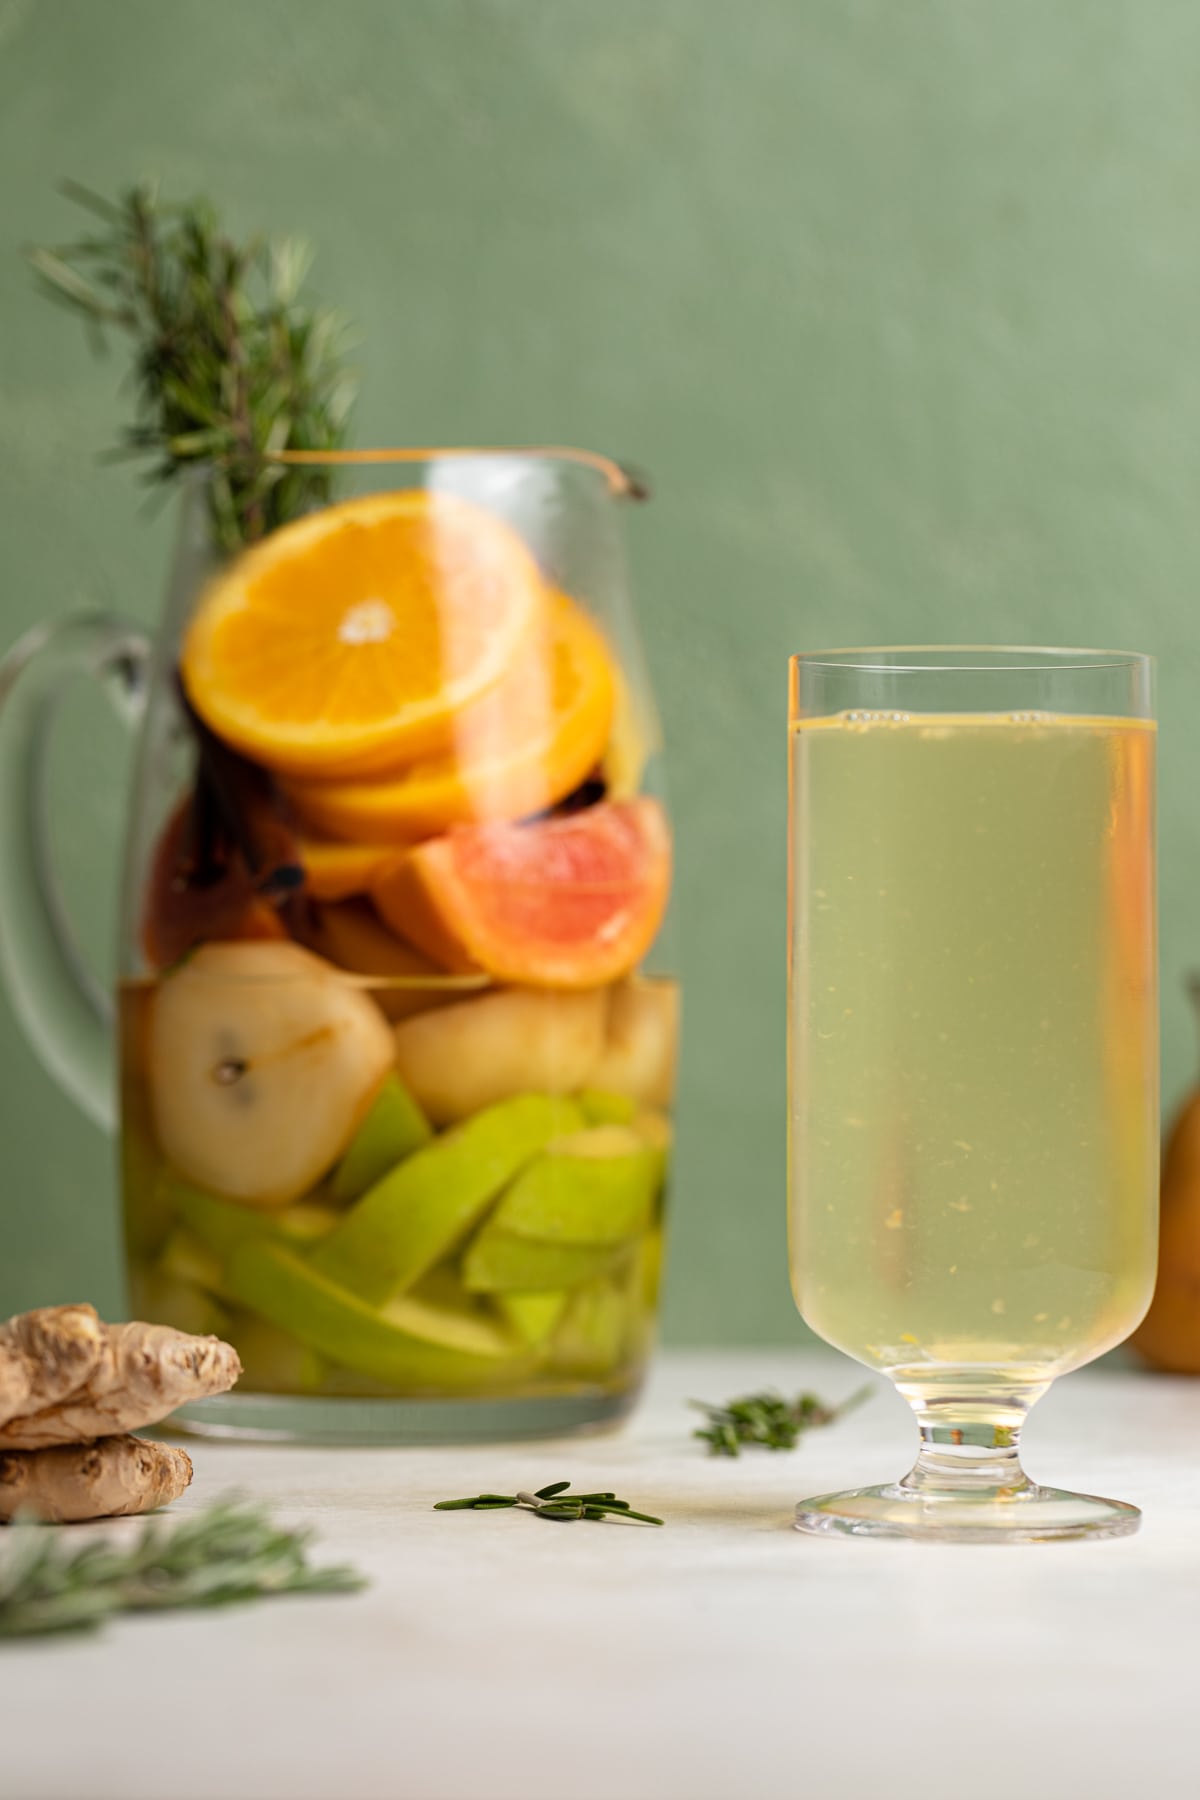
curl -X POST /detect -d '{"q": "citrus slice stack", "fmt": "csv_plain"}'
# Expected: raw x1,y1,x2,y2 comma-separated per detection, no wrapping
180,490,544,778
285,590,616,842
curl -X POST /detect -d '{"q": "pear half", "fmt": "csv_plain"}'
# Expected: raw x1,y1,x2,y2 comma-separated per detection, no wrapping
392,986,606,1127
589,979,679,1109
489,1125,660,1244
147,941,394,1207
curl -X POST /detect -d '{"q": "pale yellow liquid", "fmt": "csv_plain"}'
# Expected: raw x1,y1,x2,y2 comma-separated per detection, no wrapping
789,712,1158,1385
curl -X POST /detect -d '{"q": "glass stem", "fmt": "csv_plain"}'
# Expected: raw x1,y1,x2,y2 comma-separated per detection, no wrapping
895,1384,1049,1497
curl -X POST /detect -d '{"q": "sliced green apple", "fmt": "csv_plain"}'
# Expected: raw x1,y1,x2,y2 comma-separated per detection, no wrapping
496,1290,570,1347
632,1109,672,1192
462,1227,626,1293
578,1090,638,1127
488,1125,659,1245
635,1226,665,1312
168,1172,340,1260
330,1073,431,1203
551,1276,633,1378
228,1241,529,1390
311,1093,582,1305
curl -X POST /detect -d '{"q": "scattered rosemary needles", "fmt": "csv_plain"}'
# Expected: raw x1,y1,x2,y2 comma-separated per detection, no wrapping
690,1386,872,1457
0,1496,365,1641
435,1480,663,1526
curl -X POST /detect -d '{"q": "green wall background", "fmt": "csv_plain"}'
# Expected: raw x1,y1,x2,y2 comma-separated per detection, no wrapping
1,0,1198,1343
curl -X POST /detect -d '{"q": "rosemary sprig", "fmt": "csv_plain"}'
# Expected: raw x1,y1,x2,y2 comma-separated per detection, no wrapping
435,1479,663,1526
28,180,357,551
0,1496,365,1640
690,1385,872,1457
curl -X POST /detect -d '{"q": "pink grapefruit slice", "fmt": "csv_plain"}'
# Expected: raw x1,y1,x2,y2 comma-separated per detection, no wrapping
370,797,672,990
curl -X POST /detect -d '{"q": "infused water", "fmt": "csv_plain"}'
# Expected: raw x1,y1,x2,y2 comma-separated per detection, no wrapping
789,711,1158,1385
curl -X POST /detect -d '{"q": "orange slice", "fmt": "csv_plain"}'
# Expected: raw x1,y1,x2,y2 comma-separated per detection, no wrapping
180,491,545,778
298,837,404,902
284,591,616,843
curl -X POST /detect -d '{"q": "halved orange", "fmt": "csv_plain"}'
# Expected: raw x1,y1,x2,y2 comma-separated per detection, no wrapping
181,491,545,778
284,591,616,843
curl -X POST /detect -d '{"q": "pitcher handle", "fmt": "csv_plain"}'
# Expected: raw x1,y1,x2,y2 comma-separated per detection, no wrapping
0,613,151,1135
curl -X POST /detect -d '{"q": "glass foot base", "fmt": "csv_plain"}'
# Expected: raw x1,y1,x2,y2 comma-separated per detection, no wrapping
168,1385,639,1445
794,1481,1140,1543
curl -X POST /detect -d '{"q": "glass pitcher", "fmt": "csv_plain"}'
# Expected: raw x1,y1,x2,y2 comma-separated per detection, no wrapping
0,448,677,1442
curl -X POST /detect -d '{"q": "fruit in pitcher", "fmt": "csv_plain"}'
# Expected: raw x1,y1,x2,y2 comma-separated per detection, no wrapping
228,1242,529,1390
552,1276,634,1377
146,941,393,1206
631,1108,673,1191
293,897,431,978
391,986,607,1126
462,1229,628,1293
290,897,479,1023
298,837,402,903
371,797,672,989
330,1073,432,1202
496,1290,569,1346
180,490,545,777
284,591,616,841
488,1125,661,1243
166,1173,340,1259
312,1093,582,1304
578,1090,638,1127
590,978,679,1108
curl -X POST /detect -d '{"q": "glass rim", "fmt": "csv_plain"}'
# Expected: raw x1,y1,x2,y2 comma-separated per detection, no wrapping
270,445,646,498
789,644,1154,675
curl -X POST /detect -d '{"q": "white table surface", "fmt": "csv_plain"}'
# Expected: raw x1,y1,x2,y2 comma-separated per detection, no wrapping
6,1347,1200,1800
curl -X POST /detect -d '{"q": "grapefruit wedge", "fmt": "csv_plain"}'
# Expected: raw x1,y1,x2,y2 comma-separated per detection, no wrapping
370,797,672,989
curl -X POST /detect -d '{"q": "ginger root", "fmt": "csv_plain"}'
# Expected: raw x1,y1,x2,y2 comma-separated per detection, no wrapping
0,1304,239,1522
0,1306,241,1451
0,1435,193,1523
0,1305,105,1432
